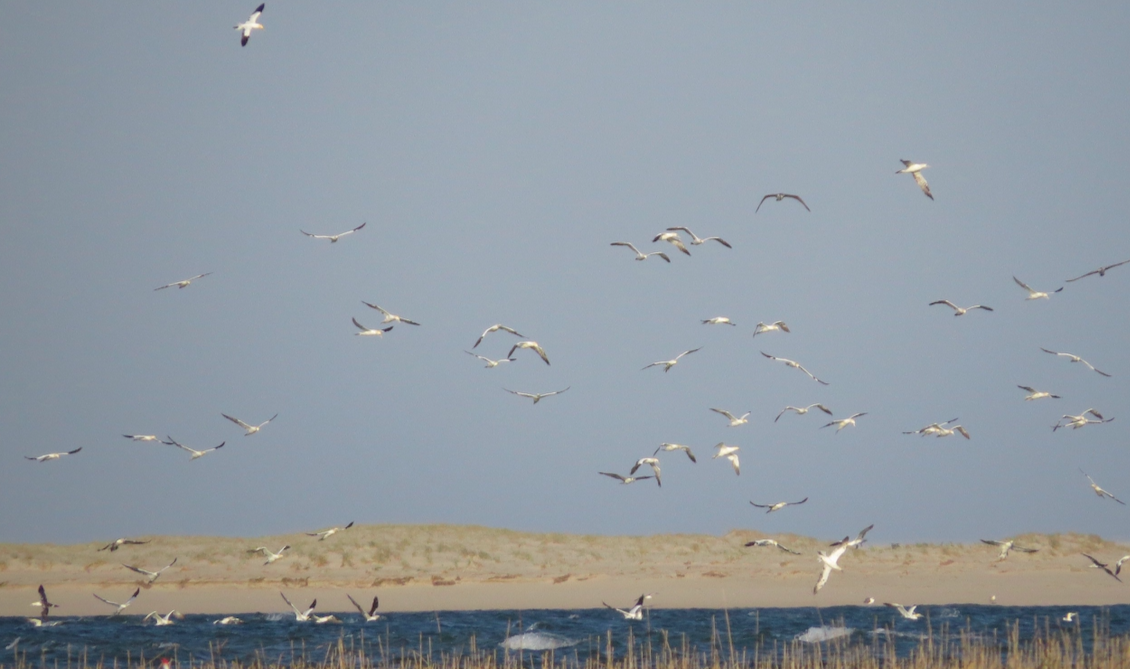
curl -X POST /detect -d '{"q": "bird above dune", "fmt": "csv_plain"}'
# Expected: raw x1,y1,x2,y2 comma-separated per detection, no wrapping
99,538,150,552
25,448,81,462
300,222,364,242
756,193,810,212
166,436,224,460
1040,348,1111,377
744,539,802,555
508,341,550,365
1014,276,1063,300
353,318,393,337
653,443,697,462
307,521,354,541
643,347,701,373
775,404,832,422
348,594,381,622
761,351,828,384
664,226,732,248
830,524,874,550
1017,385,1060,401
652,231,692,256
599,471,654,485
611,241,670,262
154,273,211,291
702,317,736,326
32,585,58,620
711,408,750,427
1081,470,1126,505
234,3,265,46
363,302,420,326
896,160,933,200
929,300,993,316
1066,259,1130,282
814,544,850,594
122,557,178,584
222,413,277,436
249,545,290,565
465,351,516,368
94,588,140,616
472,324,525,349
981,539,1038,561
752,321,790,338
1081,553,1122,582
629,457,662,487
504,387,569,404
750,498,808,514
713,443,740,475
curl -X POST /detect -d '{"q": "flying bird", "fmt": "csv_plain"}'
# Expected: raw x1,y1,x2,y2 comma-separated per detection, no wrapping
752,321,790,338
981,539,1038,561
1054,409,1113,431
503,387,569,404
1081,470,1126,505
465,351,516,368
347,594,381,622
1040,348,1111,377
710,408,750,427
1017,385,1060,401
756,193,810,212
1066,259,1130,282
760,351,828,384
1062,612,1078,623
701,317,736,326
653,443,697,462
813,544,850,594
307,521,354,541
143,610,183,626
249,545,290,565
602,594,651,620
830,524,875,549
300,222,365,242
1081,553,1122,582
312,614,342,624
932,424,971,439
234,3,265,46
222,413,277,436
775,404,832,422
652,231,692,256
362,302,420,326
25,448,81,462
713,443,740,475
598,472,654,485
122,557,178,584
610,241,670,263
508,341,550,365
353,318,393,337
885,603,923,620
1013,276,1063,300
629,457,662,487
472,324,526,349
154,273,211,291
93,588,140,616
643,347,702,373
821,413,866,433
929,300,993,316
744,539,802,555
896,160,933,200
664,227,732,248
123,435,162,442
280,592,317,622
32,585,58,620
166,436,224,460
750,498,808,514
99,538,150,552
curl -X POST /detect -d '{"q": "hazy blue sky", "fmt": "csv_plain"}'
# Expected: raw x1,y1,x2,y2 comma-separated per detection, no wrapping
2,3,1128,546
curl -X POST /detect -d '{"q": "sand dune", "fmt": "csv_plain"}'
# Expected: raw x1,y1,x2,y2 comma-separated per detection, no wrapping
1,524,1127,616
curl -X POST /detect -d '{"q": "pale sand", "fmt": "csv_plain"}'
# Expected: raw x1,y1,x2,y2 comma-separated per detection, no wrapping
1,525,1127,616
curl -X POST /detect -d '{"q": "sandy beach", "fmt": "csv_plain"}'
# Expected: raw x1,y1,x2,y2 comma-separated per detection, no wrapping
2,525,1127,616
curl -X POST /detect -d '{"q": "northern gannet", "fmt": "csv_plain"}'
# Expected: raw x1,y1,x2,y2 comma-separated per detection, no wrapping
760,351,828,384
234,4,265,47
312,614,342,624
1054,409,1112,431
213,616,243,625
643,347,702,372
1081,553,1122,582
1040,348,1111,377
929,300,993,316
653,443,697,462
701,317,736,326
347,594,380,622
503,387,569,404
713,443,740,475
508,341,550,365
830,524,874,549
629,457,661,487
25,448,81,462
353,318,393,337
710,408,750,427
774,404,832,422
610,242,670,263
821,413,866,433
1017,385,1060,401
362,302,420,326
1081,470,1126,505
752,321,790,338
280,592,316,621
122,557,178,583
123,435,162,442
300,222,364,242
249,545,290,565
598,472,654,485
99,538,150,552
756,193,810,212
472,324,525,349
1066,259,1130,282
813,544,850,594
465,351,516,367
1062,612,1078,623
602,594,651,620
1014,276,1063,300
222,413,277,436
744,539,802,555
750,498,808,514
896,160,933,200
932,424,970,439
885,603,923,620
664,227,732,248
143,610,183,626
93,588,140,616
31,585,58,620
165,436,224,460
651,231,691,256
981,539,1038,561
306,521,354,541
154,273,211,291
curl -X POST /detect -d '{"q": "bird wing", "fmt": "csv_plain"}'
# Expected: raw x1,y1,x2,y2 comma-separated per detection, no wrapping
610,241,640,254
755,194,774,213
347,222,366,234
1014,276,1034,292
346,594,367,616
778,544,802,555
653,252,671,262
599,472,627,482
813,404,833,415
706,236,732,248
682,446,697,462
981,539,1004,547
222,414,253,430
791,497,809,506
912,171,933,199
352,317,369,331
280,592,301,615
930,300,958,311
122,564,156,578
784,194,811,211
814,564,832,593
711,408,736,420
749,501,770,509
678,347,702,359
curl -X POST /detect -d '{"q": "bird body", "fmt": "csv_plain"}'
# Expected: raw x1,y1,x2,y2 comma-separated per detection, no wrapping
702,317,736,326
465,351,516,367
1067,259,1130,282
981,539,1038,561
472,324,525,349
280,592,316,621
822,413,866,433
1040,348,1111,377
166,436,224,460
122,557,178,583
1017,385,1060,401
761,351,828,384
94,588,140,616
744,539,802,555
775,404,832,422
653,443,697,462
713,443,740,475
814,544,850,593
599,472,654,485
1082,553,1122,582
32,585,58,620
602,594,651,620
123,435,161,442
896,160,933,200
1081,470,1126,505
250,545,290,565
885,603,923,620
752,321,790,337
99,538,150,552
1054,409,1112,431
144,610,183,626
629,457,662,486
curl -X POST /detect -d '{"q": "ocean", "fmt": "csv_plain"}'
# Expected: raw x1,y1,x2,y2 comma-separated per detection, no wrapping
4,605,1129,666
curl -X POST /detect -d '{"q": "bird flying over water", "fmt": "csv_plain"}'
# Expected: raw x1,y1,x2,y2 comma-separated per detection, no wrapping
280,592,316,622
643,347,702,373
814,544,850,594
602,594,651,620
122,557,178,583
611,241,670,262
885,603,923,620
1066,259,1130,282
664,227,732,248
301,222,365,242
750,498,808,514
830,524,874,550
929,300,993,316
896,160,933,200
25,448,81,462
347,594,381,622
222,413,277,436
94,588,140,616
1040,348,1111,377
503,387,569,404
363,302,420,326
761,351,828,384
144,610,183,626
234,4,265,46
32,585,58,620
756,193,810,212
154,273,211,291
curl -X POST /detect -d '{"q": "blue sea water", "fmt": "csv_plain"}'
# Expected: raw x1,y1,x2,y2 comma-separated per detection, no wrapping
3,605,1128,666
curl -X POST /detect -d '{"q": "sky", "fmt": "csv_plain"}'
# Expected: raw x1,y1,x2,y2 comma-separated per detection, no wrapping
1,3,1128,546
